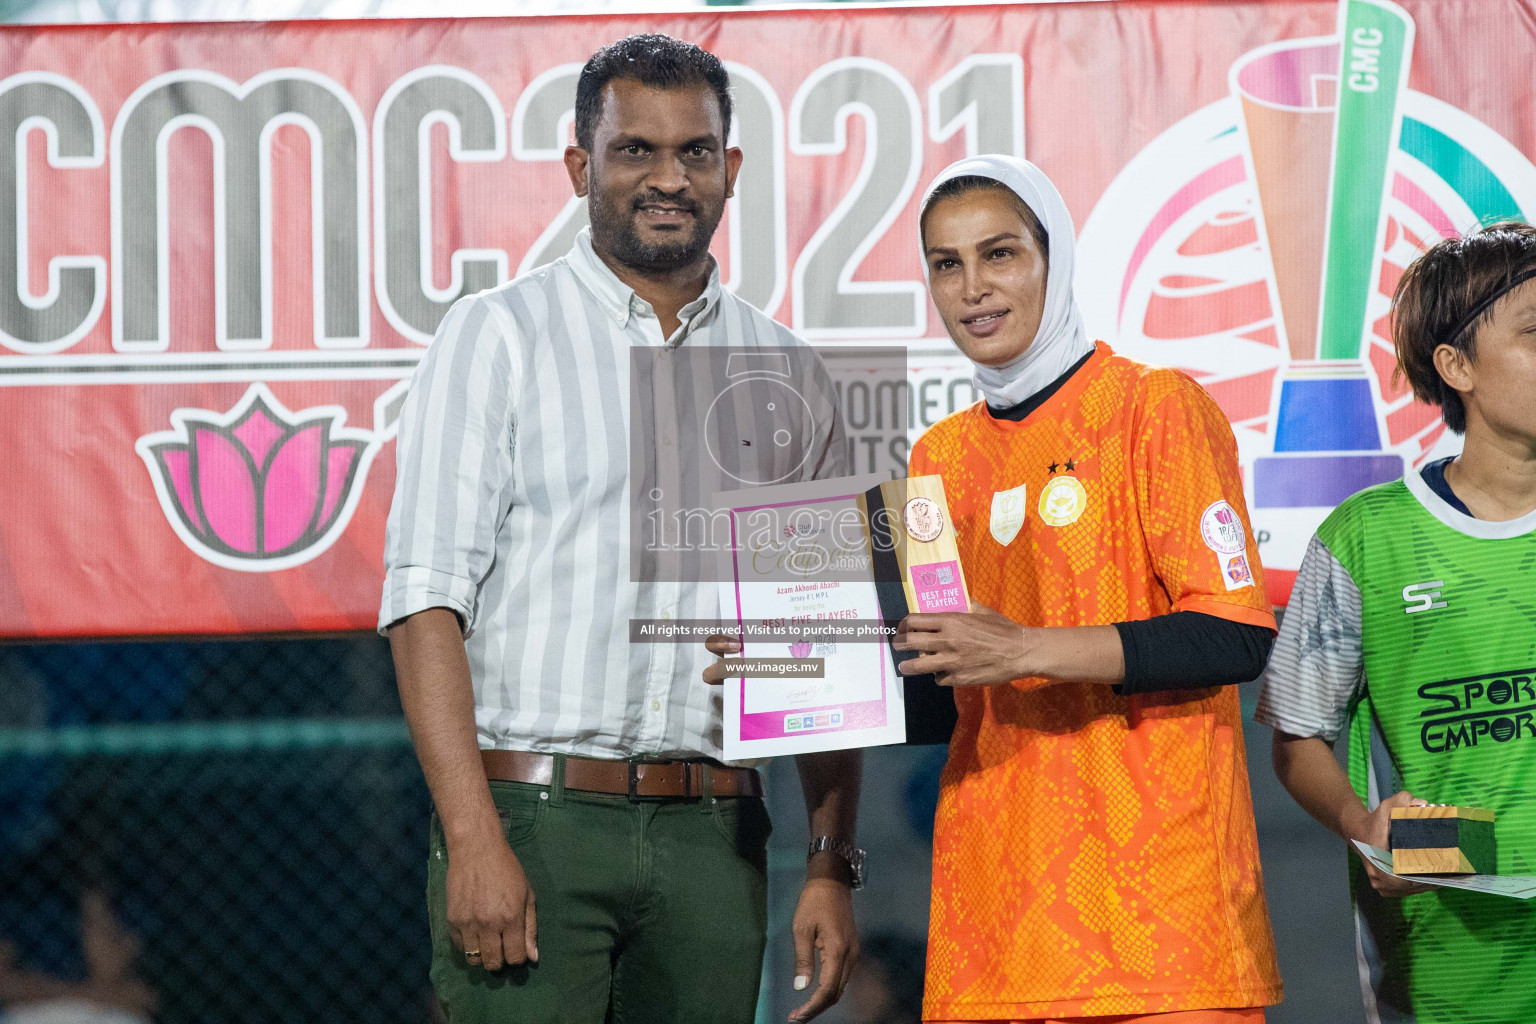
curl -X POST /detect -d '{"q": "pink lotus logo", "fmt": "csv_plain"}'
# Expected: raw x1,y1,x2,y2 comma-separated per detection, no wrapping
136,383,383,572
1215,507,1236,526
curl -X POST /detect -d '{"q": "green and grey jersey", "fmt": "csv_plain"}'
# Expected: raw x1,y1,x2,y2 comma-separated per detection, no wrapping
1256,469,1536,1024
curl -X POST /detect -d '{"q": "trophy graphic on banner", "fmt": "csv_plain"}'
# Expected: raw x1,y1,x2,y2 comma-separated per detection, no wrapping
1236,0,1416,507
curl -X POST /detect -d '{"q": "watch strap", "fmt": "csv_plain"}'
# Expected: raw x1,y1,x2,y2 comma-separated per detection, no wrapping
807,835,866,890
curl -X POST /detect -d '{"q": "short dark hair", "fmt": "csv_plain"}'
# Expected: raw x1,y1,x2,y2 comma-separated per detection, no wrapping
921,175,1049,261
574,34,732,152
1391,221,1536,433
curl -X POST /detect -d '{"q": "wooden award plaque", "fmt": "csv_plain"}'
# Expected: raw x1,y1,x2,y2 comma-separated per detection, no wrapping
1389,805,1497,875
858,475,969,745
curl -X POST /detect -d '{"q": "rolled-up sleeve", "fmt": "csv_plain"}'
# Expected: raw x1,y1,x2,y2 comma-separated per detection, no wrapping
378,294,517,638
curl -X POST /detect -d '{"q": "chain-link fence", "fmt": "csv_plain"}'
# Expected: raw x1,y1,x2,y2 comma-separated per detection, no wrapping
1,638,1373,1024
0,637,434,1024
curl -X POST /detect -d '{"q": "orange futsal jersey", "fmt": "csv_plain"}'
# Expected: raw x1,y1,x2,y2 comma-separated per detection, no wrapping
911,343,1281,1022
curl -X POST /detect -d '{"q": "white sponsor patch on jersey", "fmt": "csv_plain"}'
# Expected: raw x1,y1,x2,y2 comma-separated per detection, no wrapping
1200,499,1247,554
1201,500,1252,589
1038,476,1087,527
1220,552,1254,590
990,484,1027,545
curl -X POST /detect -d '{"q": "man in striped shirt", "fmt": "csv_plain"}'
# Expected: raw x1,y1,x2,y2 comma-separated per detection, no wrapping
380,34,861,1024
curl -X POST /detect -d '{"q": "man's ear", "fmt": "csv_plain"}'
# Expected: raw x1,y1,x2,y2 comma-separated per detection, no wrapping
724,145,744,200
564,145,591,198
1433,342,1475,399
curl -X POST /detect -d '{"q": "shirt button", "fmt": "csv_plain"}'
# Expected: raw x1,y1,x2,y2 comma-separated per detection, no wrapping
663,437,673,446
651,700,662,712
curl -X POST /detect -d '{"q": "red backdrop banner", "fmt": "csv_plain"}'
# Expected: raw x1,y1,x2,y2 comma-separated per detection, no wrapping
2,0,1531,636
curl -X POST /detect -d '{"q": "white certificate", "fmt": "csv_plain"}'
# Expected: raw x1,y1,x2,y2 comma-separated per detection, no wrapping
1351,841,1536,899
715,474,906,760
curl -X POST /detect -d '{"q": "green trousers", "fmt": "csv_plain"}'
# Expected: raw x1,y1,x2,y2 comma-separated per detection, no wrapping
427,771,771,1023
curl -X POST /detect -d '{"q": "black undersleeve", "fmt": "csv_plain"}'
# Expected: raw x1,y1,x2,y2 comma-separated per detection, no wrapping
1113,611,1274,694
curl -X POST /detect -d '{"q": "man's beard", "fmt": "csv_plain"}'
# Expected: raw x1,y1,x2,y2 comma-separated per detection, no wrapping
589,187,723,273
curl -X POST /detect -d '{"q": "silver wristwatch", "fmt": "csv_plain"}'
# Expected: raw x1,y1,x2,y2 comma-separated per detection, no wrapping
807,835,866,890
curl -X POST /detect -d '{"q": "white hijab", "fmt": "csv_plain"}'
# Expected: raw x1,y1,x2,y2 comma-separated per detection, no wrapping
920,155,1094,409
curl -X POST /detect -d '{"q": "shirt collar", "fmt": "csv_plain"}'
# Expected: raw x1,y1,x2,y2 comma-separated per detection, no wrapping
565,226,723,341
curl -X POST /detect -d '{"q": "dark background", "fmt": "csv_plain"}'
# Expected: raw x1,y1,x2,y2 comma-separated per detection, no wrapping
0,638,1364,1024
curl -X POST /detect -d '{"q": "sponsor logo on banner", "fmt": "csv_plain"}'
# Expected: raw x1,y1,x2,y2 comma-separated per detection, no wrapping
1038,476,1088,527
990,484,1027,545
135,383,392,571
1077,0,1536,600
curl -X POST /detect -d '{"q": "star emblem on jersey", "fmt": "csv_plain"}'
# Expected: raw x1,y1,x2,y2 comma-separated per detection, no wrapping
1038,475,1087,527
990,484,1027,545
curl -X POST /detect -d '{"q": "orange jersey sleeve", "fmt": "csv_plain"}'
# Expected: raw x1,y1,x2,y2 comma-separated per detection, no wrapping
1133,379,1275,631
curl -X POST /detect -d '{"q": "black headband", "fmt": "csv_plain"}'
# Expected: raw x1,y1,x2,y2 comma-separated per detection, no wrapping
1439,265,1536,348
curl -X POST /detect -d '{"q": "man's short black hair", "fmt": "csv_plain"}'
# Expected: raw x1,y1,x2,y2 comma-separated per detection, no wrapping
574,34,732,152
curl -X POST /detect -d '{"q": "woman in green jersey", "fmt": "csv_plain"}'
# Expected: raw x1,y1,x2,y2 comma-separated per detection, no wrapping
1256,222,1536,1023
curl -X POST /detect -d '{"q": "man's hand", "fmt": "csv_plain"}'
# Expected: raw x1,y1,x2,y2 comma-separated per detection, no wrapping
788,877,858,1022
892,604,1028,687
445,832,539,970
702,633,742,685
1346,790,1435,897
391,609,538,970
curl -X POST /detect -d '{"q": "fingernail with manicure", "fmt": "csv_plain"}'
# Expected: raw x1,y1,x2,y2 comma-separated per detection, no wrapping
794,975,809,991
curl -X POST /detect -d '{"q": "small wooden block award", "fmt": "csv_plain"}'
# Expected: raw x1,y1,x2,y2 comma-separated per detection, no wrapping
858,476,970,745
1389,805,1497,875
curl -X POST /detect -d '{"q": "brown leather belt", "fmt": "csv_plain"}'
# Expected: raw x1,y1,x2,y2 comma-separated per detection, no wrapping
481,750,762,800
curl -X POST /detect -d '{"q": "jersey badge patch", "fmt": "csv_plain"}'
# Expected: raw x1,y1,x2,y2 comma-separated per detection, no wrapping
1223,553,1254,590
990,484,1027,544
1038,476,1087,527
1201,500,1252,590
1403,580,1448,614
1200,500,1247,554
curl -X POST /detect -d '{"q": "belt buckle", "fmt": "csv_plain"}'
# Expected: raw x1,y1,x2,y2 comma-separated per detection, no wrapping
627,758,690,802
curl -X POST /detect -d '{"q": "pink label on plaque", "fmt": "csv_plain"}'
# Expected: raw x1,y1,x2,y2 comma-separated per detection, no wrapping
910,560,966,612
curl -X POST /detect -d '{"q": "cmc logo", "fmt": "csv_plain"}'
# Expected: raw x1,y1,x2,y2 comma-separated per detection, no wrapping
136,382,398,572
1078,0,1536,591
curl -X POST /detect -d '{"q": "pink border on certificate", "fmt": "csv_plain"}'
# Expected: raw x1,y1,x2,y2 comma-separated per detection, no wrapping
727,496,889,742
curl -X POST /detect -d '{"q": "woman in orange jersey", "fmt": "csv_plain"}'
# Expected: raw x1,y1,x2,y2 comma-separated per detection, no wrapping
894,155,1282,1024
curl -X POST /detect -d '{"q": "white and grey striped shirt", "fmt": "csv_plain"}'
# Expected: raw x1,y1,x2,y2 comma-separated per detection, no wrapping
379,228,847,760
